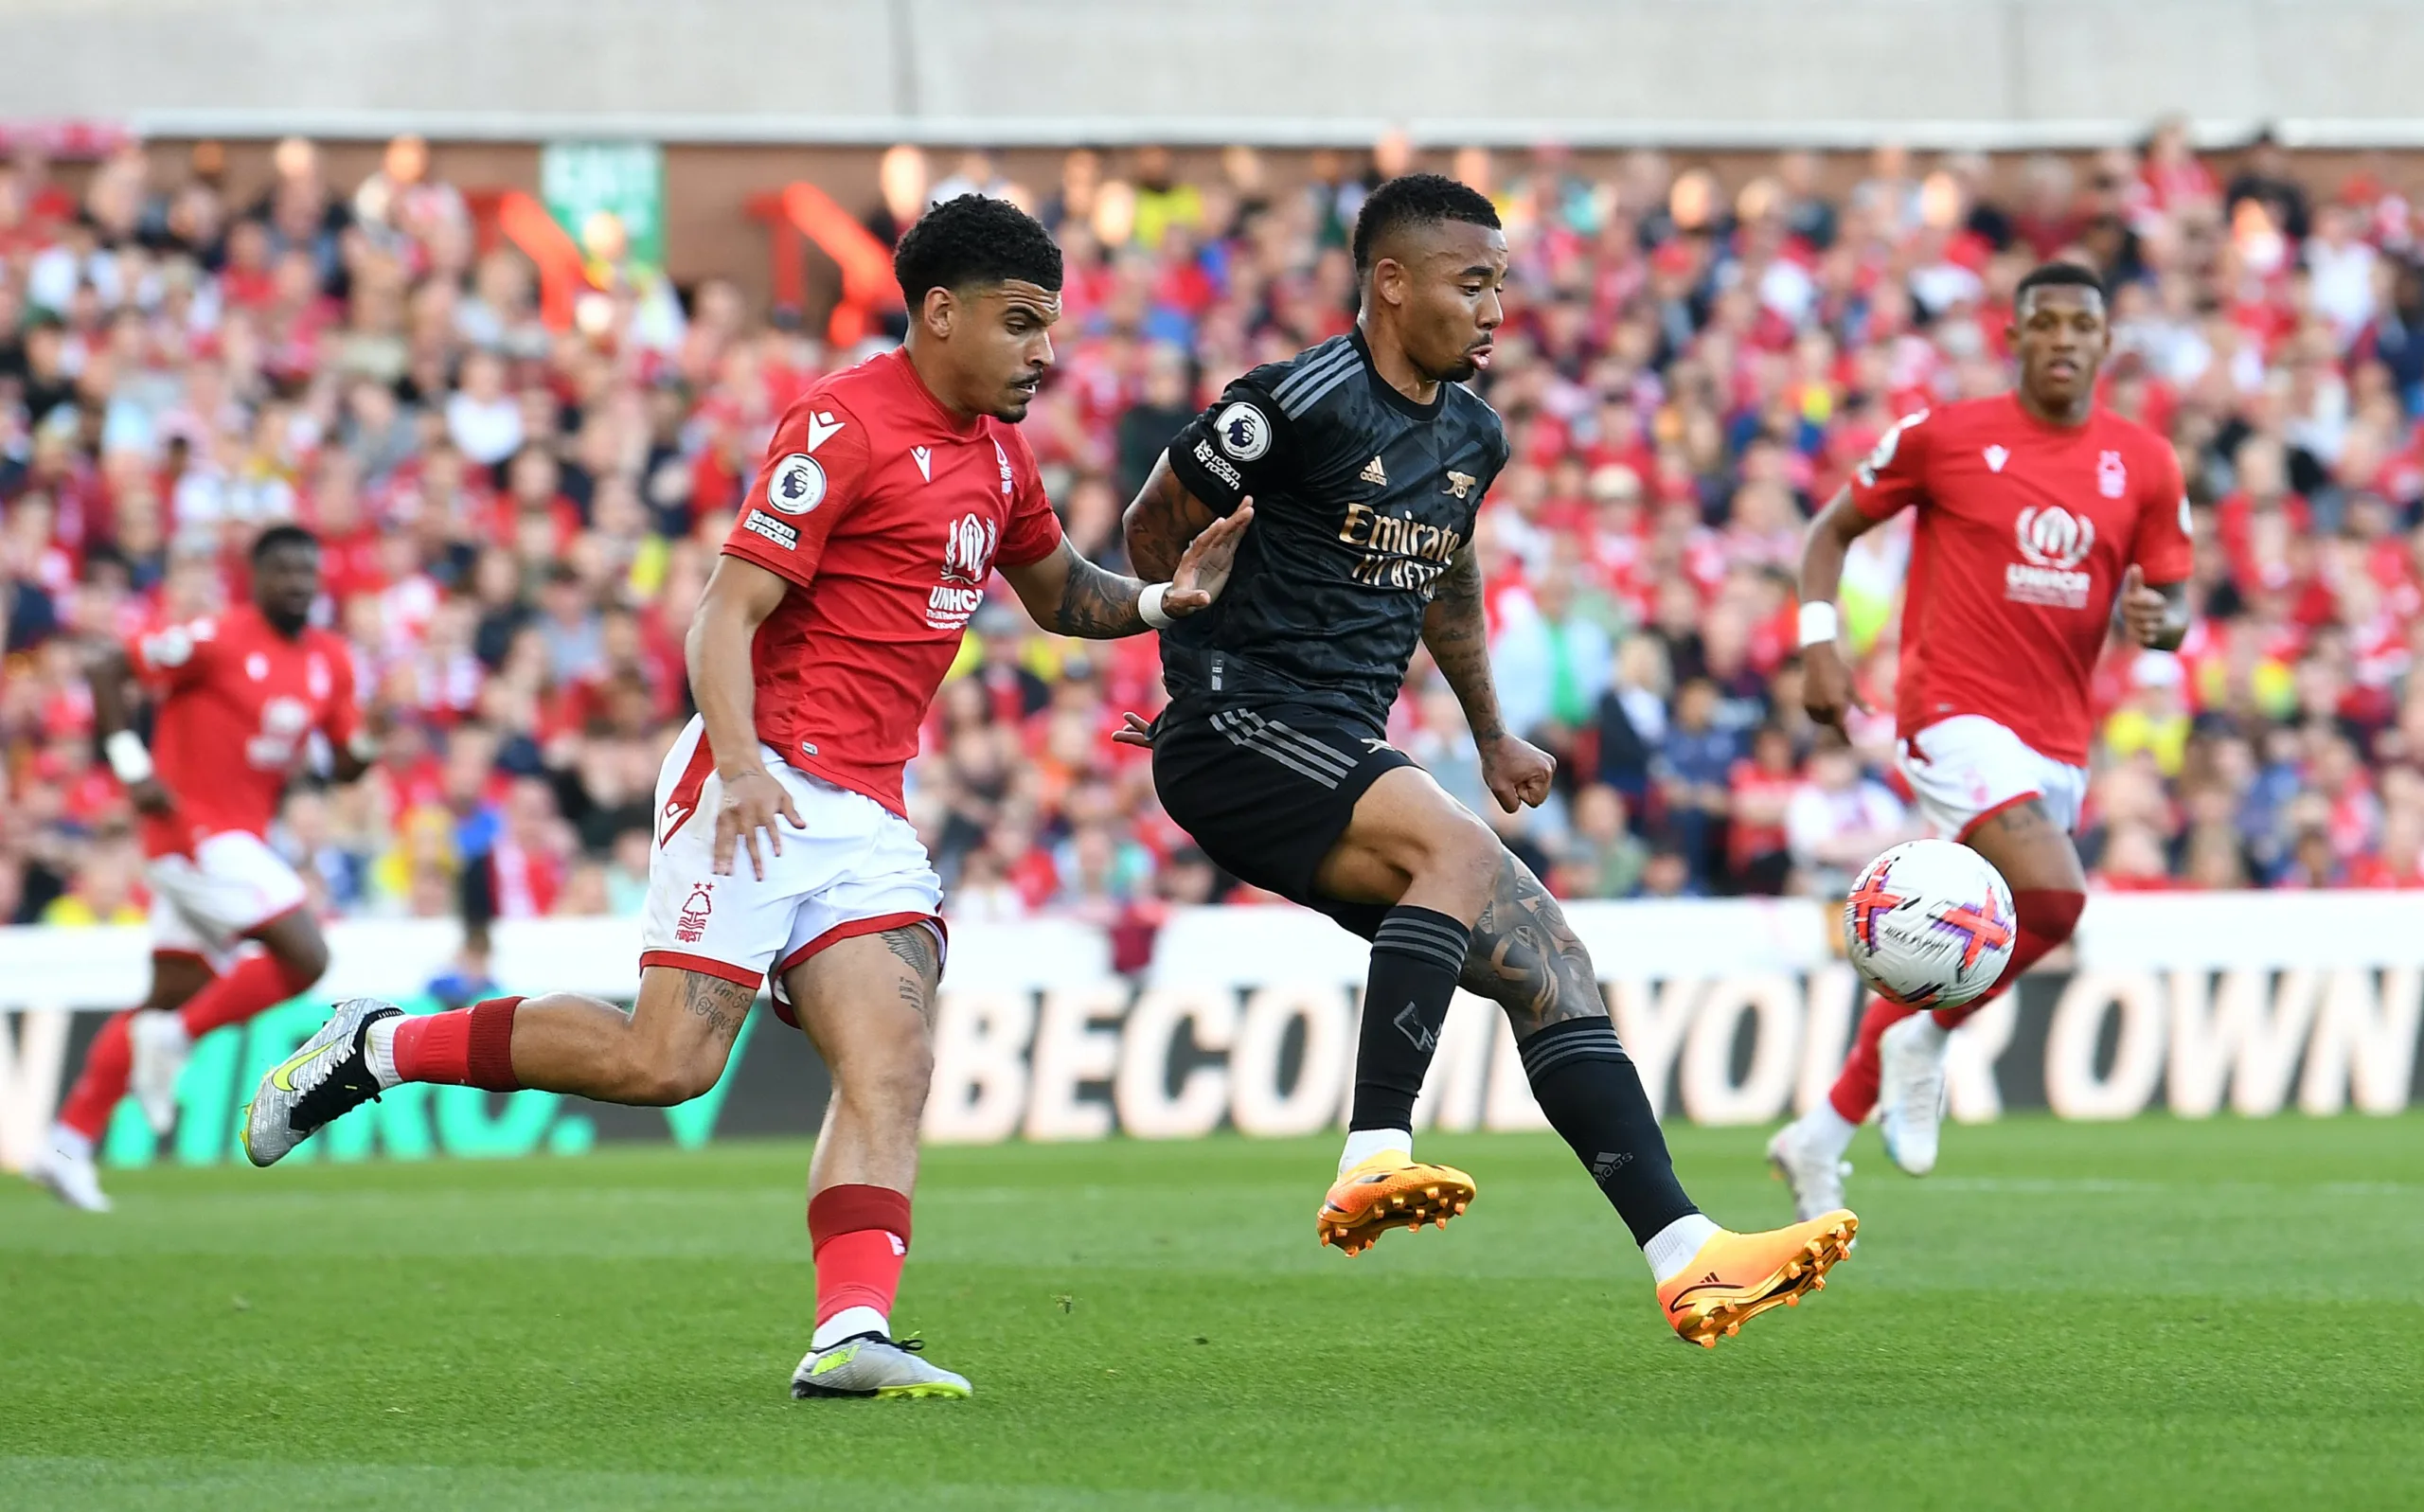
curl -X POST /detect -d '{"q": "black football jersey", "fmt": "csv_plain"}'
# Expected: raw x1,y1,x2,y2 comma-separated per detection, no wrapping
1161,328,1509,729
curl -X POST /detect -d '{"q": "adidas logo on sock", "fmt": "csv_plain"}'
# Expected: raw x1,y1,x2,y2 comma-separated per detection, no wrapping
1592,1150,1632,1183
1360,455,1387,486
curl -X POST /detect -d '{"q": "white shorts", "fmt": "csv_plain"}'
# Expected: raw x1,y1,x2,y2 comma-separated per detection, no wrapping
146,830,311,970
1896,715,2088,841
639,716,944,1024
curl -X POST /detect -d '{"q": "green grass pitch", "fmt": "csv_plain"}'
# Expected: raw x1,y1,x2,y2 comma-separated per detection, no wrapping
5,1116,2420,1510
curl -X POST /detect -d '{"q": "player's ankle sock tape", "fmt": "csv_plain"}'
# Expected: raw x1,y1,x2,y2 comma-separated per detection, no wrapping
1827,995,1918,1122
1348,907,1471,1132
809,1183,914,1254
1933,888,2083,1029
1518,1018,1700,1247
465,997,524,1092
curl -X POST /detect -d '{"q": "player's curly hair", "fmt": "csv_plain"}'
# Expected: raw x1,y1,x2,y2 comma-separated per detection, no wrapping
1351,172,1502,275
251,523,319,562
893,193,1063,308
2016,260,2106,307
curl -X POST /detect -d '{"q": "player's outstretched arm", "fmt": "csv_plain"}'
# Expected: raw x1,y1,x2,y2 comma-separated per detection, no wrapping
1798,487,1882,730
1001,504,1253,640
686,555,804,881
1120,454,1221,583
1424,543,1552,811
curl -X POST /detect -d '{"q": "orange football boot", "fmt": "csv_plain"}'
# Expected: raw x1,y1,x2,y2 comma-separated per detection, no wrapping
1315,1151,1476,1255
1656,1210,1858,1347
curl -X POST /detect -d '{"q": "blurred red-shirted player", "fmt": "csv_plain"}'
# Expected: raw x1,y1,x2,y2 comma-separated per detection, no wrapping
32,525,376,1213
1770,263,2195,1218
241,195,1247,1402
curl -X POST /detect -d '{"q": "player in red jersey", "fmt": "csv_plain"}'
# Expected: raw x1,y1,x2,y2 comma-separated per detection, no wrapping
241,195,1247,1399
29,525,372,1212
1768,263,2192,1217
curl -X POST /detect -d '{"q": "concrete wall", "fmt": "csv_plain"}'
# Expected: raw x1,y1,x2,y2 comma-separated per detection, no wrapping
6,0,2424,144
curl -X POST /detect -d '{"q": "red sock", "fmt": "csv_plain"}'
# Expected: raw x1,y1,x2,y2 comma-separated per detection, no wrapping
1826,994,1921,1123
809,1183,913,1331
176,952,322,1039
392,997,524,1091
57,1008,136,1142
1932,888,2084,1030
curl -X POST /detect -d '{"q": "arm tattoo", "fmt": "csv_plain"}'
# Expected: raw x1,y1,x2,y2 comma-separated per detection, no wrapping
1421,546,1507,744
1124,463,1205,583
879,925,942,1020
679,971,755,1044
1051,555,1150,639
1457,852,1610,1038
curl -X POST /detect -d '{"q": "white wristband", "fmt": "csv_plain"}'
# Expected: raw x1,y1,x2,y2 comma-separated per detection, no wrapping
348,731,382,764
104,730,154,785
1796,601,1842,649
1137,581,1176,631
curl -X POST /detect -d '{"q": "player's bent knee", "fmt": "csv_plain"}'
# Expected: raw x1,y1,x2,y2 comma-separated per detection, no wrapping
624,1056,724,1107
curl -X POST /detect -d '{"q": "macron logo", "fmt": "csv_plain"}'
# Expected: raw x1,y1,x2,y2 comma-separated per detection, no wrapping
912,446,933,481
805,411,845,453
1984,445,2009,472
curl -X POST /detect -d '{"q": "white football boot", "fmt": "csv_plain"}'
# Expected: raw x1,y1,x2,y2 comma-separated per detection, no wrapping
29,1129,112,1213
1766,1120,1851,1222
128,1009,194,1135
791,1334,971,1400
1877,1015,1949,1176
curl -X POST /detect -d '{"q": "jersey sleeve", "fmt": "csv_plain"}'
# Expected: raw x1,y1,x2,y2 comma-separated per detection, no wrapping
997,430,1066,569
2129,438,2195,584
1847,407,1934,521
1165,377,1297,518
129,615,220,695
720,397,872,588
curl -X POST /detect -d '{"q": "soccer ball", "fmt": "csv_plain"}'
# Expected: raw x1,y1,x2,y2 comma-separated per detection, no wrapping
1841,839,2017,1010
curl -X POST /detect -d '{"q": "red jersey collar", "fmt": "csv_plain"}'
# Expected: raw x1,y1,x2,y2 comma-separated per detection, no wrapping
2005,389,2099,436
880,347,988,439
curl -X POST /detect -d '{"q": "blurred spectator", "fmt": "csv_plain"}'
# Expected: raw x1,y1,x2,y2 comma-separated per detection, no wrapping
9,123,2424,935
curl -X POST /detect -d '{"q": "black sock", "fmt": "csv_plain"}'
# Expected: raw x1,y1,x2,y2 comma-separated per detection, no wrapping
1348,906,1472,1133
1519,1017,1699,1245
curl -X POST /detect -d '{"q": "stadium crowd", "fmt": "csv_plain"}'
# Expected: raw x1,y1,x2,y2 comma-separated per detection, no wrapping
7,123,2424,950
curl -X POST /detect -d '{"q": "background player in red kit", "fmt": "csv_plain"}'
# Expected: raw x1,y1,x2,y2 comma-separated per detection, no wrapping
1769,263,2192,1218
241,195,1247,1399
30,525,372,1212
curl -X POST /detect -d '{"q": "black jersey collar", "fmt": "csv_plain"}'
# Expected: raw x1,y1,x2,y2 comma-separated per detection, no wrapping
1348,326,1448,422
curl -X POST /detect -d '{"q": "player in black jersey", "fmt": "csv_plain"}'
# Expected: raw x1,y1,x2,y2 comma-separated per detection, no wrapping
1121,175,1855,1346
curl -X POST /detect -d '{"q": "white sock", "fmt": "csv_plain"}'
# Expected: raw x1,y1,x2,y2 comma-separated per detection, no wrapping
1798,1103,1860,1162
812,1306,889,1351
50,1124,95,1164
1339,1127,1412,1174
364,1015,403,1089
1904,1014,1951,1052
1643,1213,1723,1284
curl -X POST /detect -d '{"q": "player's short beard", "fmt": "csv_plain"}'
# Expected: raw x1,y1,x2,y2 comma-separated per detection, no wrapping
263,601,311,636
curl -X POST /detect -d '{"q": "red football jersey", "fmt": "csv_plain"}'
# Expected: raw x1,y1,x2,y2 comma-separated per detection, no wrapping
719,349,1064,815
1850,394,2193,766
132,604,362,857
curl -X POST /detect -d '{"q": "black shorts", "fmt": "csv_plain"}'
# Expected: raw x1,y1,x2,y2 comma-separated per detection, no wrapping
1150,702,1415,940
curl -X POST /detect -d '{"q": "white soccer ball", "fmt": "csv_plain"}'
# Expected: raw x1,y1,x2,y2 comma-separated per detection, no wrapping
1841,839,2018,1010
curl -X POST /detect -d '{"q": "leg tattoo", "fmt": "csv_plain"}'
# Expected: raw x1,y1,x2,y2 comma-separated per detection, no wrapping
1458,853,1610,1035
877,926,941,1022
680,972,755,1046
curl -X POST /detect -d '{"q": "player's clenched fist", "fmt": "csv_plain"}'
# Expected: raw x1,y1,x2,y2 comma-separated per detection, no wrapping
2115,564,2169,648
1480,732,1556,812
714,767,803,881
